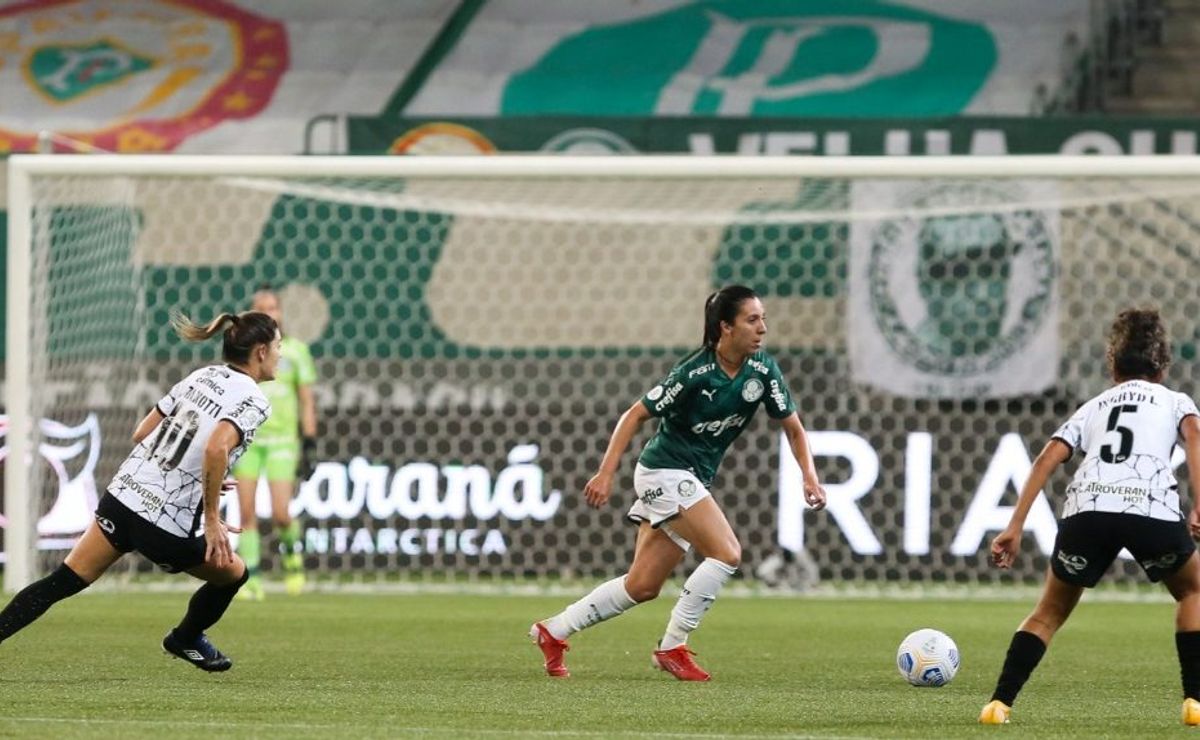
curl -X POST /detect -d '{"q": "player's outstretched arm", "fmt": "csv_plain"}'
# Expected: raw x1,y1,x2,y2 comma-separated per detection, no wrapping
1180,415,1200,539
990,439,1070,569
779,412,826,511
583,401,651,509
202,421,243,567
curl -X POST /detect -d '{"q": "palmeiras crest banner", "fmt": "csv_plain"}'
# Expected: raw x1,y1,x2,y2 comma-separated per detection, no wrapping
847,179,1060,399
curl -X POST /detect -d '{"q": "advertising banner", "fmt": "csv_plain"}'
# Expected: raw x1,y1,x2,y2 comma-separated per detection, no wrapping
352,117,1200,157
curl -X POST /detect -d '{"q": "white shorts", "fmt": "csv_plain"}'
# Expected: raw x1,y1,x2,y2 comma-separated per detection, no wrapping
626,464,713,552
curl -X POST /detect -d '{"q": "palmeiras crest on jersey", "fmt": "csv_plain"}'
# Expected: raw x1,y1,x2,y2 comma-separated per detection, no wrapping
0,0,287,153
849,180,1059,398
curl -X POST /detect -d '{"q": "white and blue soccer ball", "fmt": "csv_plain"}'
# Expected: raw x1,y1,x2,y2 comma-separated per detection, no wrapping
896,628,960,687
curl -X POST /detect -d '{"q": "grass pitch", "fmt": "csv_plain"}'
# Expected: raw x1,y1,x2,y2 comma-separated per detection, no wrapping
0,591,1189,738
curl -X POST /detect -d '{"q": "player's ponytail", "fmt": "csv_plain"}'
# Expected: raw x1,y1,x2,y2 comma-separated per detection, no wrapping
171,310,278,364
701,285,759,350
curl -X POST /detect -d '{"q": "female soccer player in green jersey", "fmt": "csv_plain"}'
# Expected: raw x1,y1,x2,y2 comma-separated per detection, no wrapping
531,285,828,681
233,286,318,599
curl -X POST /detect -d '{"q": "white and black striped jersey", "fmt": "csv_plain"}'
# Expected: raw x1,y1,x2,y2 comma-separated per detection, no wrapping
1053,380,1199,521
108,365,270,537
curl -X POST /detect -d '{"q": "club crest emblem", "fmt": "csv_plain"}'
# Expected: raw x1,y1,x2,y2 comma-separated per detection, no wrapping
0,0,287,153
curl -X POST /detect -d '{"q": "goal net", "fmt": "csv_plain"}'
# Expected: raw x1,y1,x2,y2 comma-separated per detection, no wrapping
5,155,1199,593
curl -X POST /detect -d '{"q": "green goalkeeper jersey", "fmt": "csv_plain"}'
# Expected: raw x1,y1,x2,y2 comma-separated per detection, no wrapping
255,336,317,444
637,348,796,486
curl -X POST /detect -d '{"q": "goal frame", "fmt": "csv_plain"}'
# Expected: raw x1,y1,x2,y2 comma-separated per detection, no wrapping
6,152,1200,592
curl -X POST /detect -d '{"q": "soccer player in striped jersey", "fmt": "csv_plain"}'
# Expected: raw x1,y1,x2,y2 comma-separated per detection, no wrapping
980,309,1200,726
233,286,318,599
0,311,279,671
530,285,827,681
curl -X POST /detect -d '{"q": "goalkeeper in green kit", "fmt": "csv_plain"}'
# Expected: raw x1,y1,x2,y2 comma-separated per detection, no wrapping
233,286,318,599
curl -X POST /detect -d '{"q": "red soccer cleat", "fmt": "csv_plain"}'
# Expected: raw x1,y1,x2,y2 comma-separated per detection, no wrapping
652,644,711,681
530,622,570,678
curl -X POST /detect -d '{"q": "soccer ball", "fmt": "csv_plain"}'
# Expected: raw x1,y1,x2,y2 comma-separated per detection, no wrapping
896,628,959,687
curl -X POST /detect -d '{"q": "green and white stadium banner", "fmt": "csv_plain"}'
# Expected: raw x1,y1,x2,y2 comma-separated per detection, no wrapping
847,179,1060,399
405,0,1087,117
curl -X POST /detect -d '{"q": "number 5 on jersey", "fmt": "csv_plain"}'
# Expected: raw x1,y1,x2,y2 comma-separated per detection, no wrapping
1100,404,1137,464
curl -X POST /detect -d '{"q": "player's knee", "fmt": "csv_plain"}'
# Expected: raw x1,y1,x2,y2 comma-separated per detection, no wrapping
211,559,249,588
1165,562,1200,601
1175,583,1200,605
711,541,741,569
624,579,662,603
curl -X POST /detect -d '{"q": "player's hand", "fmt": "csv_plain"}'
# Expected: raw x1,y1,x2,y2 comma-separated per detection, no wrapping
1189,507,1200,540
298,436,318,482
803,481,827,511
583,472,614,509
990,526,1021,569
204,519,235,567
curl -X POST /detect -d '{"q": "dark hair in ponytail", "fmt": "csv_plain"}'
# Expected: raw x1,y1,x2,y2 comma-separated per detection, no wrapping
701,285,759,350
171,310,278,364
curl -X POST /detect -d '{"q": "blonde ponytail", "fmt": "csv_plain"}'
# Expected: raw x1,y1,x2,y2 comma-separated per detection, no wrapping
171,310,239,342
170,309,277,364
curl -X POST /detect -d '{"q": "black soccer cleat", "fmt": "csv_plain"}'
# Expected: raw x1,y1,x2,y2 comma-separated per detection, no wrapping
162,630,233,672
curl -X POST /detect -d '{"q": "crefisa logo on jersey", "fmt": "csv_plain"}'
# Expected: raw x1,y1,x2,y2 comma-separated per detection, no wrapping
868,182,1055,377
0,0,286,153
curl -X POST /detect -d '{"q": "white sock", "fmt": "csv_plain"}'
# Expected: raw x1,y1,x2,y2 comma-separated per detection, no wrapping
543,575,637,640
660,558,737,650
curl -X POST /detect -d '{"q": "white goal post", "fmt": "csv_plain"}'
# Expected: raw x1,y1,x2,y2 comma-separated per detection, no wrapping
7,154,1200,593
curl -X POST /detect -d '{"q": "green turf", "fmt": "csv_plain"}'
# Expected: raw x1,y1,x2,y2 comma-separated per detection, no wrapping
0,591,1191,738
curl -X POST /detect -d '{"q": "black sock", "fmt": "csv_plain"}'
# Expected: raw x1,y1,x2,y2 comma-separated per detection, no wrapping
0,564,88,643
173,568,249,643
1176,631,1200,700
991,630,1047,706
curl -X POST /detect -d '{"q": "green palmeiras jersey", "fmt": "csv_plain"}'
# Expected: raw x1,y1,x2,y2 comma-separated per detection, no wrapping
638,348,796,486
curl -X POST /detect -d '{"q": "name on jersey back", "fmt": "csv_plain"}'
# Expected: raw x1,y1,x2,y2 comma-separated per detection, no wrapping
1096,387,1160,410
184,386,224,418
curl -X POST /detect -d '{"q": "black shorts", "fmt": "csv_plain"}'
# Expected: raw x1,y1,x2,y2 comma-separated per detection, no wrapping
95,493,206,574
1051,511,1196,587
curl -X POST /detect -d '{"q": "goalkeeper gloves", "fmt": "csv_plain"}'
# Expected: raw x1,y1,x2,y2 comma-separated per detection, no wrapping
298,435,318,482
